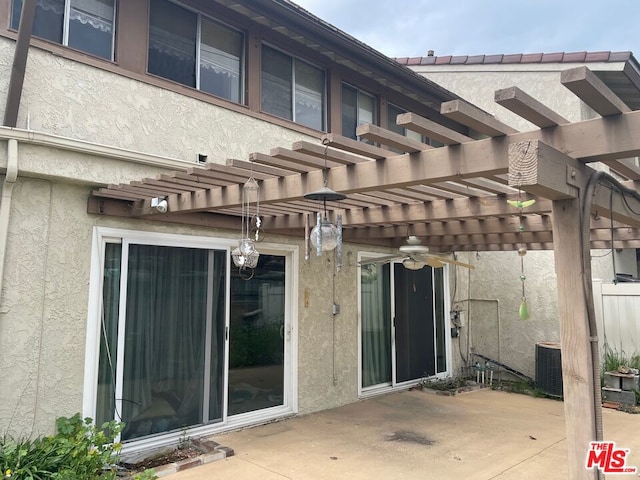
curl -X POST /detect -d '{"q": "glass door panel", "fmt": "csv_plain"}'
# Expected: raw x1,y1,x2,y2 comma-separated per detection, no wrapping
393,264,436,383
361,263,392,388
228,255,286,416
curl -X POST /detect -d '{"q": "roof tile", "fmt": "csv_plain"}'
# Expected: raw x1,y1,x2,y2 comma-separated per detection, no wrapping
609,51,632,62
585,51,611,62
502,54,523,64
562,51,587,62
540,52,564,63
434,55,452,65
466,55,485,64
450,55,469,64
519,53,542,63
393,50,634,67
484,54,504,64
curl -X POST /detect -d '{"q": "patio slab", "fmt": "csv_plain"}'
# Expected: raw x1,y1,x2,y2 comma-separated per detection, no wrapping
163,388,640,479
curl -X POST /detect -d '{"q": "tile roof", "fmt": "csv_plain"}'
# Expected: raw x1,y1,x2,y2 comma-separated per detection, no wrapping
394,51,633,67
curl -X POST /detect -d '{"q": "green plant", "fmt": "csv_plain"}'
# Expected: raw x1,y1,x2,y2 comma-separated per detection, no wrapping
0,413,157,479
602,345,627,373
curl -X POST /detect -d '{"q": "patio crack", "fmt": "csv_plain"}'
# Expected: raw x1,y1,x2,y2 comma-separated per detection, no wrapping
487,437,566,479
237,457,294,479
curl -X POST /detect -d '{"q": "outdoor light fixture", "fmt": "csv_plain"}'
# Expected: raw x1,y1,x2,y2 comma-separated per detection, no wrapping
305,185,346,253
232,176,261,273
402,258,426,271
304,144,346,257
151,197,168,213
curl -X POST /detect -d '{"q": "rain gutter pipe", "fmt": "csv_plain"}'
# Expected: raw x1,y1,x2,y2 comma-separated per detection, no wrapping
1,0,35,306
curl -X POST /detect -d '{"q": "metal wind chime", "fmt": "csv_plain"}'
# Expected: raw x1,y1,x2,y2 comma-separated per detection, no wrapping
231,176,261,276
507,195,536,320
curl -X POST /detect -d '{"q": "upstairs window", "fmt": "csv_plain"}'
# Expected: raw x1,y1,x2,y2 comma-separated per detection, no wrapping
148,0,244,104
261,45,325,131
12,0,115,60
341,83,376,141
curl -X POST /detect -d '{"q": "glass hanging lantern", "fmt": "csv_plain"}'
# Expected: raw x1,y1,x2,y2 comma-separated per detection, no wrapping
232,177,260,271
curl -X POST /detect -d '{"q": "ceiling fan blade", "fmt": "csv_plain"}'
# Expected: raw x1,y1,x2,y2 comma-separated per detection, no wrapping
426,254,475,269
359,254,403,265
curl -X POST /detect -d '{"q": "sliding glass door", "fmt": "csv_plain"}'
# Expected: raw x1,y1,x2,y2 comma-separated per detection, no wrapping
92,231,292,444
360,260,448,393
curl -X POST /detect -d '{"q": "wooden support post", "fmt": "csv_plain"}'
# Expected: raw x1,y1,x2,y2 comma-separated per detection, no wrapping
551,197,599,480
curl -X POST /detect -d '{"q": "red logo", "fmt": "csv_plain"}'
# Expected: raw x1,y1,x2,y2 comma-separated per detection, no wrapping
586,442,637,474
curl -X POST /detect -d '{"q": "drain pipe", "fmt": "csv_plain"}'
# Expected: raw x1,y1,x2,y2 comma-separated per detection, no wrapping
0,139,18,306
460,297,501,366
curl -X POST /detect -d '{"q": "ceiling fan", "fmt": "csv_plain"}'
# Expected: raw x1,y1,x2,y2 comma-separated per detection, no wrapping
359,236,475,270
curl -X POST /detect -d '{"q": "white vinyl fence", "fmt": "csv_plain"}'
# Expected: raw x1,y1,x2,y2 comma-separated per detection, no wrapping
593,281,640,359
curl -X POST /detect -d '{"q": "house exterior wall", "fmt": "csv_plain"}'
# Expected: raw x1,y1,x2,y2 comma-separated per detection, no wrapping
0,39,372,437
0,138,368,437
408,62,619,379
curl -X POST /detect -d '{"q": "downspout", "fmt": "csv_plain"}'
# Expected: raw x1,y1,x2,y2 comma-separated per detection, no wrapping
1,0,35,305
0,139,18,306
4,0,36,128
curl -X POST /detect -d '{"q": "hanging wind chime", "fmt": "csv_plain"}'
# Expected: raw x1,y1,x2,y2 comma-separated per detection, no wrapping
232,176,261,277
507,196,536,320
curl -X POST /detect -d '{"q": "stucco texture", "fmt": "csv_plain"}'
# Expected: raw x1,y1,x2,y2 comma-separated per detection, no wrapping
6,38,312,165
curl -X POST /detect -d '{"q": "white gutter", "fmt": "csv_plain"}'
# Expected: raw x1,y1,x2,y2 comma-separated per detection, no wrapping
0,127,195,171
0,138,18,306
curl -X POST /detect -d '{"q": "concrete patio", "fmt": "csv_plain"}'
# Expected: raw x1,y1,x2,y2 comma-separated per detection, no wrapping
165,388,640,479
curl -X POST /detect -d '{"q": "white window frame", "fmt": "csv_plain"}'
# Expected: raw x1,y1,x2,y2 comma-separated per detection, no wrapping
83,227,298,452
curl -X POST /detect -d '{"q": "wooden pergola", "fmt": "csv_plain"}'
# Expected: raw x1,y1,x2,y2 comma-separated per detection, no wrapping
90,66,640,480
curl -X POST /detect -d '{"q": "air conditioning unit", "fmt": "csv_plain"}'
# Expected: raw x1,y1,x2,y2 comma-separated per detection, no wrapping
536,342,563,397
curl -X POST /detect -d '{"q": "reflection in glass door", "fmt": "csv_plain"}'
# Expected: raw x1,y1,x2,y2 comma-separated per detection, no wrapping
228,255,286,416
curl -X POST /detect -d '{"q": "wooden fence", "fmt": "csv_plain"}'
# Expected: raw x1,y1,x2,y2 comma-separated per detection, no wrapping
593,281,640,359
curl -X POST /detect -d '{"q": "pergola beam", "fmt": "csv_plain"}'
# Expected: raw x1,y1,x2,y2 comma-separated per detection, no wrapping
441,99,519,137
495,86,569,128
396,112,474,145
266,195,551,230
509,139,640,227
356,123,431,153
561,66,631,117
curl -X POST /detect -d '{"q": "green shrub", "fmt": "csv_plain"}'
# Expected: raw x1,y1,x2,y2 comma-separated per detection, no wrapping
0,414,156,479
